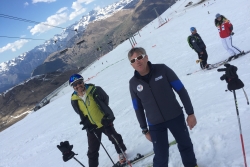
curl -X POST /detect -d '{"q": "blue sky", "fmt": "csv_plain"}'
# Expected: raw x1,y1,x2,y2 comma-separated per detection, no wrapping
0,0,119,63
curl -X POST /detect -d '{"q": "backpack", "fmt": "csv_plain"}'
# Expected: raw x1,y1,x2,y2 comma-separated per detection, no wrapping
187,35,197,49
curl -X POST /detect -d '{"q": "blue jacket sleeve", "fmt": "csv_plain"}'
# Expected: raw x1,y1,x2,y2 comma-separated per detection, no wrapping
164,65,194,115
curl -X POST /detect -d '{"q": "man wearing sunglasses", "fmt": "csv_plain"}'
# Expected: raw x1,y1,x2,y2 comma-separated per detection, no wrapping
128,47,198,167
69,74,127,167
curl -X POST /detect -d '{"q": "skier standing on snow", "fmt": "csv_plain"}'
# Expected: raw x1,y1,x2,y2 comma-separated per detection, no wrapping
69,74,127,167
128,47,198,167
214,13,243,61
188,27,210,69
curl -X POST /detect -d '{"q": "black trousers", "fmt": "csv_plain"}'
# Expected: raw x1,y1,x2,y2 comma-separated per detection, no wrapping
87,125,126,167
197,48,208,69
149,114,197,167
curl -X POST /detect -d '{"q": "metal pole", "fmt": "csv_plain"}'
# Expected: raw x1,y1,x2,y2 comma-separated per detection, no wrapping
111,135,132,167
73,157,85,167
233,90,248,167
242,88,249,105
128,38,133,48
93,132,115,165
132,35,137,45
130,35,135,46
137,30,141,37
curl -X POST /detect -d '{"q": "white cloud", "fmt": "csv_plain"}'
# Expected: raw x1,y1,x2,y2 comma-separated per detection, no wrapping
56,7,68,14
0,40,29,53
27,26,33,30
32,0,56,3
24,2,29,6
77,0,95,5
69,7,87,20
69,0,93,20
30,12,68,35
29,0,94,34
94,6,101,11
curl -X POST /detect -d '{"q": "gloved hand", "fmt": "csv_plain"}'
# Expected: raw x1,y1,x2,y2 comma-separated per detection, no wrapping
231,32,234,36
57,141,76,162
196,59,202,64
86,124,98,133
217,63,244,91
101,115,115,127
104,124,114,135
80,118,97,133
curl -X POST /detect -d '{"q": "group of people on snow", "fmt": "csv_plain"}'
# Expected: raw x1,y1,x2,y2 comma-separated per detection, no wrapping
67,47,198,167
61,13,244,167
188,13,243,69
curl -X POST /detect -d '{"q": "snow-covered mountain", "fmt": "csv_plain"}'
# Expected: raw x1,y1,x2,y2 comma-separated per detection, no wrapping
0,0,136,93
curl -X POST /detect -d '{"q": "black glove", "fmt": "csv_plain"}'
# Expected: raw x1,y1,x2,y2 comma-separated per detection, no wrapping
101,115,115,127
142,128,149,135
86,124,98,133
57,141,76,162
80,119,97,133
217,64,244,91
231,32,234,36
104,124,115,135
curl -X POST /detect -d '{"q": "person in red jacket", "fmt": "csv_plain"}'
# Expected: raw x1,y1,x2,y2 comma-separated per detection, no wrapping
214,13,243,61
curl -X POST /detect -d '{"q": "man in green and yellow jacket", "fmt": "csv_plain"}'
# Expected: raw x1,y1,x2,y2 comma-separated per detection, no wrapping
69,74,127,167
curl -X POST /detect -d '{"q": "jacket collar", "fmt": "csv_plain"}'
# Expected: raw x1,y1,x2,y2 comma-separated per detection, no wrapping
134,61,154,79
71,84,94,100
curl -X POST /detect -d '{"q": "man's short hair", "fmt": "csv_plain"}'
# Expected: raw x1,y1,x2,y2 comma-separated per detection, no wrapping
127,47,147,60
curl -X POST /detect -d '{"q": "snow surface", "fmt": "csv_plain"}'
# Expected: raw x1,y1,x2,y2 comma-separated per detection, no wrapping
1,0,250,166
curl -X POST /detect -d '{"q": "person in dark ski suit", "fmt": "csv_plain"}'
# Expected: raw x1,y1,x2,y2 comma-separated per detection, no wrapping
188,27,210,69
69,74,127,167
128,47,198,167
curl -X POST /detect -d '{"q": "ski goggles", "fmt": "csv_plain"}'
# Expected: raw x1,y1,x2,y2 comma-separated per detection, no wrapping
130,54,146,64
71,80,84,87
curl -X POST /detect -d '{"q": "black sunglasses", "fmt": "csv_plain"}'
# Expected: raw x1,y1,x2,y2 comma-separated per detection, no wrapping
71,80,84,87
130,54,146,64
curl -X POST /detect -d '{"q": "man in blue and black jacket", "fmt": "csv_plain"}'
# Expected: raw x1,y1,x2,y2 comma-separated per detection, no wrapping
128,47,198,167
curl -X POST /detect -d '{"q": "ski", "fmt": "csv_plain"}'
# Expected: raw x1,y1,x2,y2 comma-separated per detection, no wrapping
113,140,177,167
187,50,250,75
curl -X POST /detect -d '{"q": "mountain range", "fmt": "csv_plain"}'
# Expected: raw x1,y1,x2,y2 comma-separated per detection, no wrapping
0,0,175,132
0,0,138,93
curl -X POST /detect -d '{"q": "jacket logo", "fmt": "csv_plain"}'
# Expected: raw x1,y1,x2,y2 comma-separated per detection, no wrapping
155,75,163,81
137,84,143,92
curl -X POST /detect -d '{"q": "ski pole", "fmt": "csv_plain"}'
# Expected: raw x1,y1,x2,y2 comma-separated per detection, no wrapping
73,157,85,167
232,90,248,167
93,131,115,165
111,134,132,167
242,88,249,105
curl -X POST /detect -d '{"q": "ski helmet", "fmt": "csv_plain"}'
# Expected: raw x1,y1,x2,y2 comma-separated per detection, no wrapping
69,74,83,86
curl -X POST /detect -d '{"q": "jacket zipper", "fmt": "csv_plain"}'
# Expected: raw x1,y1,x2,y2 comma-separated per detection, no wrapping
148,84,166,122
82,96,96,124
140,79,166,122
